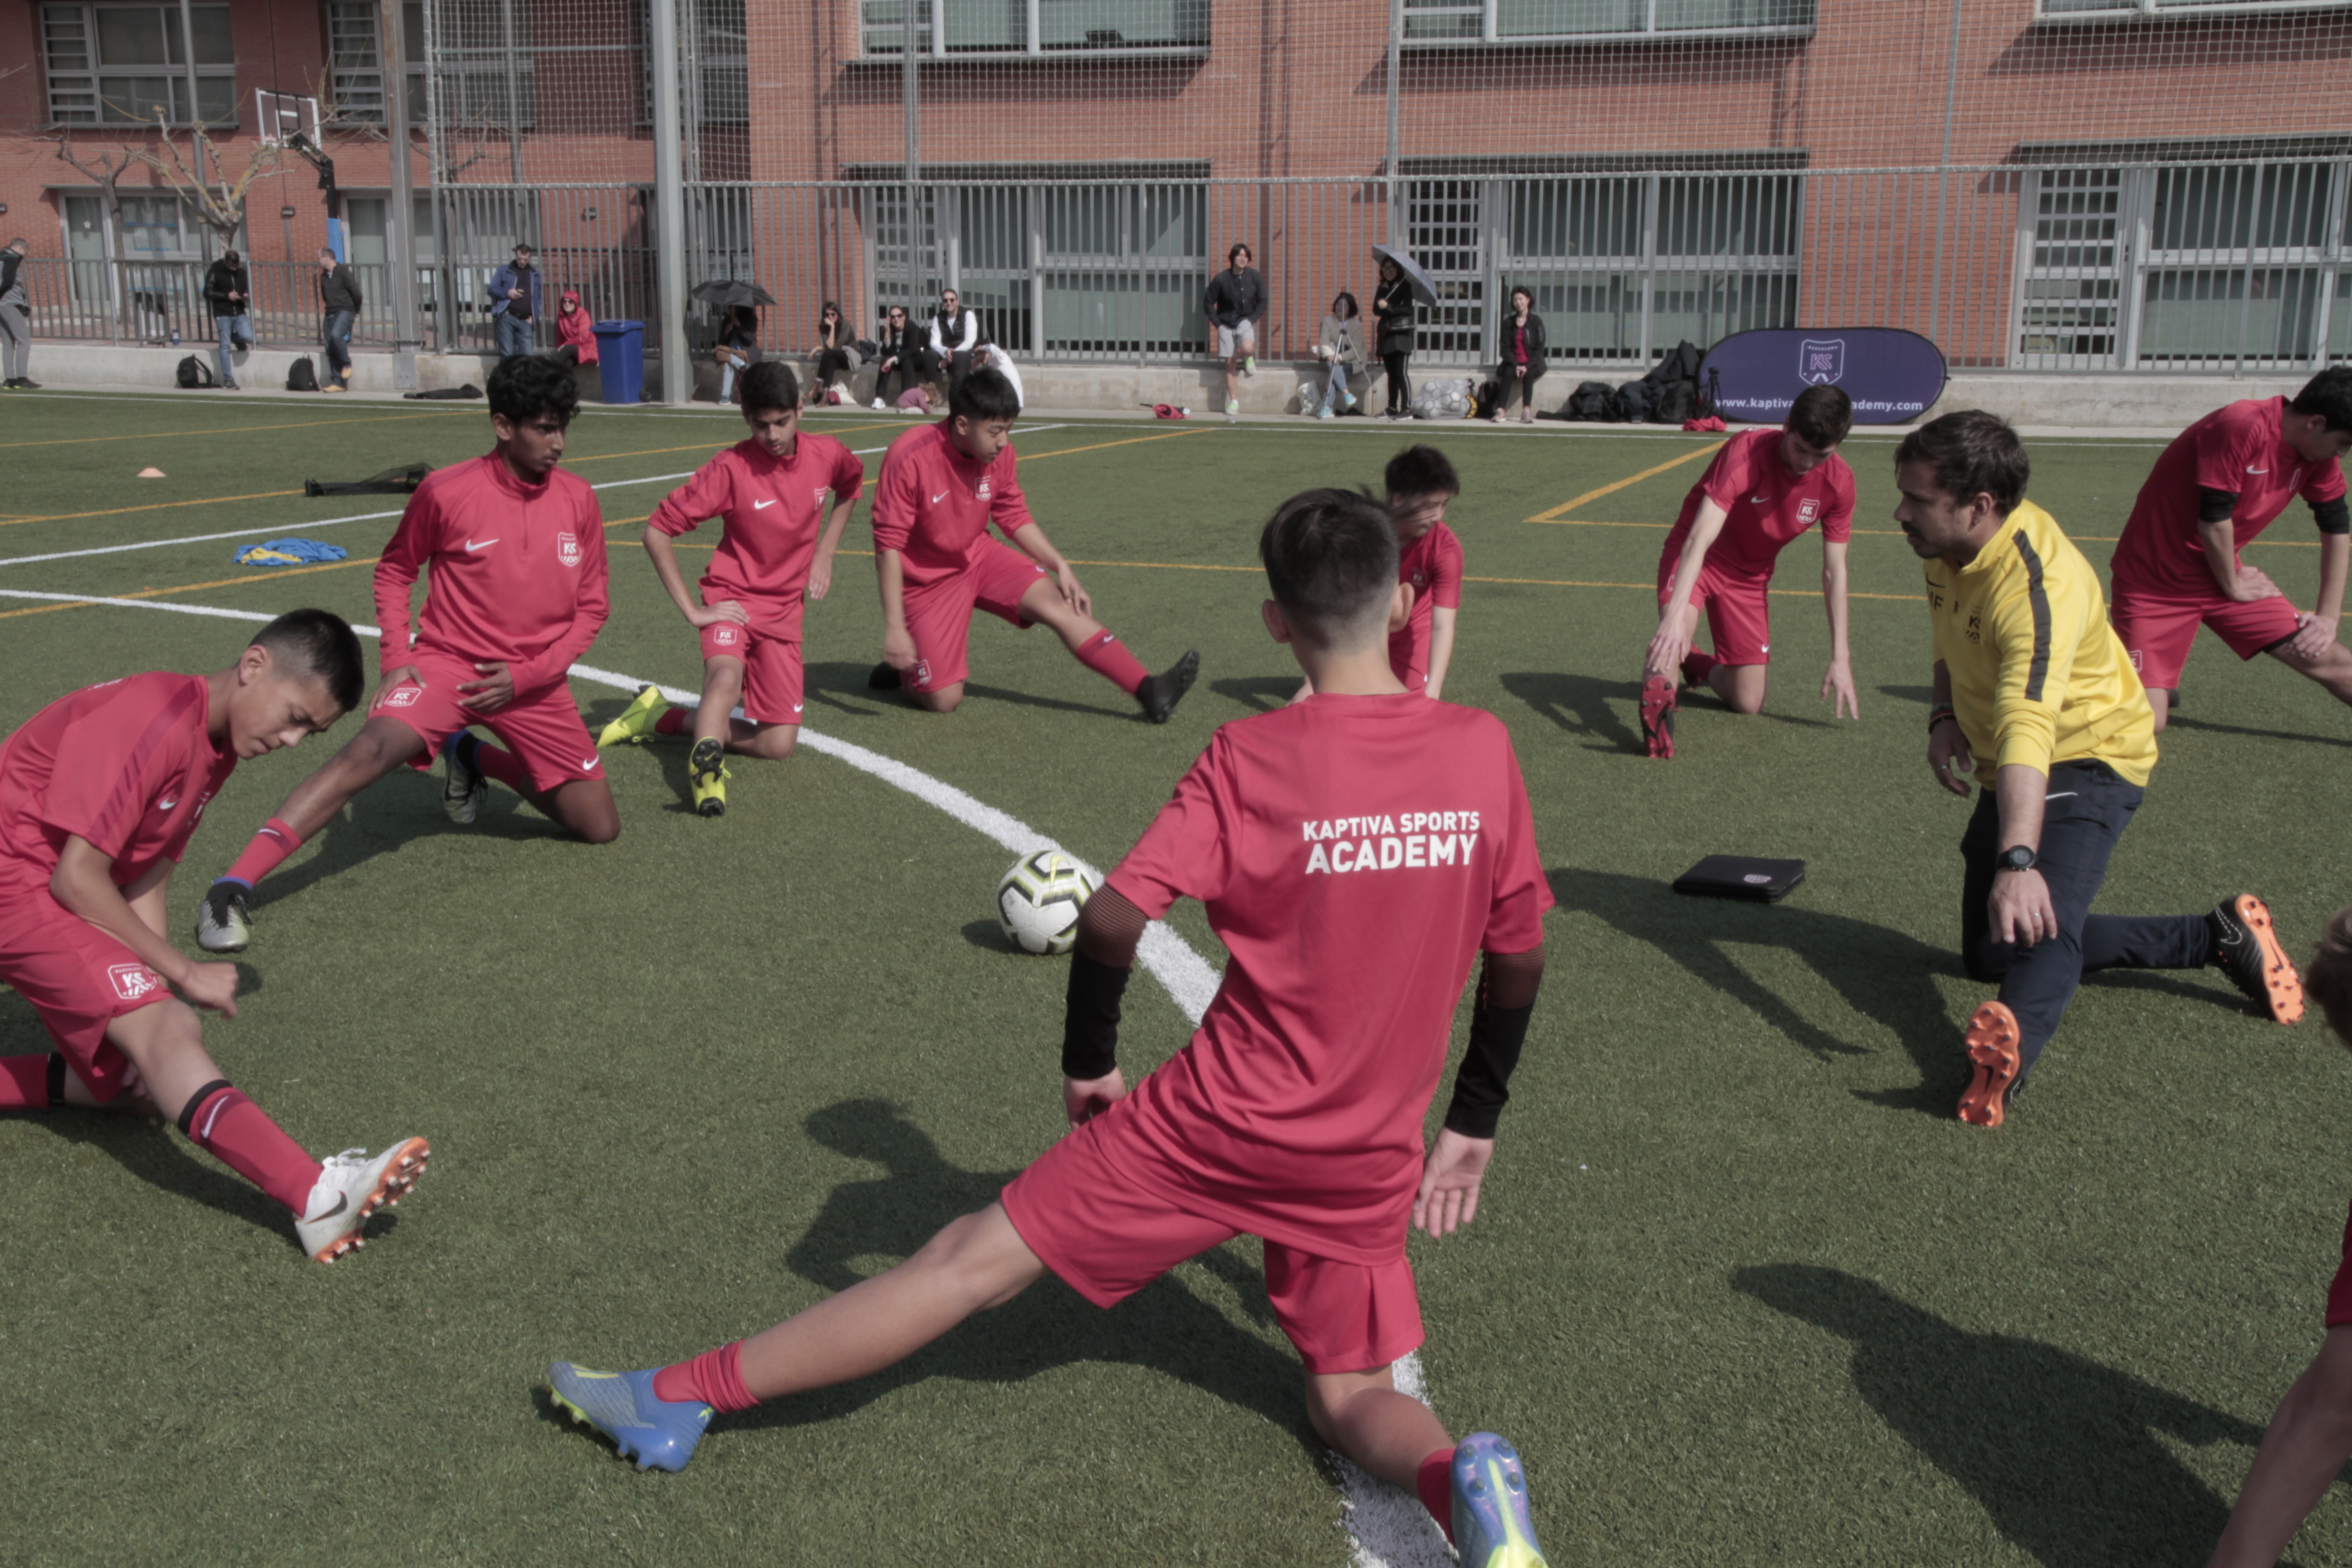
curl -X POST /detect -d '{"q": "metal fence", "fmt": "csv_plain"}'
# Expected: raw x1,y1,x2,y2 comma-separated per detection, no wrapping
21,162,2352,376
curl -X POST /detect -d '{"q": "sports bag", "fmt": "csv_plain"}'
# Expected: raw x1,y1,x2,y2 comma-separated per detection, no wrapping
175,354,216,388
1614,380,1654,424
1652,379,1697,425
286,356,320,392
1644,339,1703,387
1567,379,1615,420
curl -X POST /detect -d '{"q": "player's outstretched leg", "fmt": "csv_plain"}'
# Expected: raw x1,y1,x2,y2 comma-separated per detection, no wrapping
442,730,620,843
1451,1433,1550,1568
597,684,670,748
1308,1367,1550,1565
2210,893,2305,1024
1017,577,1199,724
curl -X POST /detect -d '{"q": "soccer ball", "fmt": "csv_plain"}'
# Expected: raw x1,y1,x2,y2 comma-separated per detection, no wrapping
996,850,1096,956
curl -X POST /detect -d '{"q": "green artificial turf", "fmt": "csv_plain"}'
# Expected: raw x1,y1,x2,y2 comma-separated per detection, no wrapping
2,392,2349,1565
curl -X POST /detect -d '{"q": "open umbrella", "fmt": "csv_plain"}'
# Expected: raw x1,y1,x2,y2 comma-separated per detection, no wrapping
1371,243,1438,308
690,279,777,308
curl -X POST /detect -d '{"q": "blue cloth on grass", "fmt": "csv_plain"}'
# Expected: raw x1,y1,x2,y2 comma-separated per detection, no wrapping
234,539,348,567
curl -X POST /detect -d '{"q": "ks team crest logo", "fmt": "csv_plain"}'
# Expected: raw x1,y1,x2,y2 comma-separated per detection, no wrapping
975,478,993,503
377,684,422,709
1798,498,1820,524
556,532,582,568
713,624,740,646
1798,338,1845,386
107,963,162,1001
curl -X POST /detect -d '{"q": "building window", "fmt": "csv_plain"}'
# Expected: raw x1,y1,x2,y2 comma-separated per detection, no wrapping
860,0,1210,58
2037,0,2352,20
328,1,428,126
41,4,236,126
428,0,536,130
640,0,748,128
1402,0,1813,45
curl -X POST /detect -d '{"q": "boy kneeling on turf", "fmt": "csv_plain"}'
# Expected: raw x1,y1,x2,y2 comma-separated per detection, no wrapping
0,611,428,1262
597,360,863,817
546,488,1558,1566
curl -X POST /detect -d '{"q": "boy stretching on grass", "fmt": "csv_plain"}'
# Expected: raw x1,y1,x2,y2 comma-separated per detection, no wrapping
546,489,1557,1565
0,611,427,1262
1295,444,1464,702
598,361,863,817
195,355,616,954
865,367,1200,722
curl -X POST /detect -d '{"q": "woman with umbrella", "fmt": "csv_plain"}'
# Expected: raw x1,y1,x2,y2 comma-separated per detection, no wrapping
1372,246,1426,421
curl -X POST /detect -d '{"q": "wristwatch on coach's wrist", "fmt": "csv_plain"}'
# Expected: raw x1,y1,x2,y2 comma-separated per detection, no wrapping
1996,845,2038,873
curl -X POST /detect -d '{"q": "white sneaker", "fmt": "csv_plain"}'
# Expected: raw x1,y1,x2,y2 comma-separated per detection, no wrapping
871,397,885,411
296,1138,430,1262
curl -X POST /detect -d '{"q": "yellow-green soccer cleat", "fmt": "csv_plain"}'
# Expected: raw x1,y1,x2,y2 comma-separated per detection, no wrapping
688,737,729,818
597,685,670,748
1452,1432,1548,1568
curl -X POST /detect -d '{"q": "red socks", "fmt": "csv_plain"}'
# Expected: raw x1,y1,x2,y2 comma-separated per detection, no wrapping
222,817,304,890
1680,650,1718,687
652,1340,760,1414
653,708,691,736
177,1082,323,1214
1073,630,1151,695
1416,1446,1457,1544
452,731,530,791
0,1054,60,1109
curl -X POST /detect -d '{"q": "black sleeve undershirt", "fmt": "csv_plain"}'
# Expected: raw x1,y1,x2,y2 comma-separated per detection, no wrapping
2198,487,2239,525
1062,950,1131,1080
2314,496,2350,536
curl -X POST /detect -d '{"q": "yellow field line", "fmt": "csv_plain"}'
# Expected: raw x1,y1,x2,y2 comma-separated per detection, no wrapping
0,410,466,451
1017,428,1209,461
1527,441,1724,523
2,487,310,528
0,554,380,620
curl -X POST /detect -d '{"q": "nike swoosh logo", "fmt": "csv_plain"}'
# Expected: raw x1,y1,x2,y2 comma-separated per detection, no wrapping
310,1192,348,1221
2246,467,2269,475
580,756,600,771
790,702,804,713
931,490,951,504
1749,495,1767,503
465,538,499,551
754,499,778,510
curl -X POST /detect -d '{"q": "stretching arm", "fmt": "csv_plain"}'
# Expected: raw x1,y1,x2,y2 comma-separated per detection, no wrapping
1062,886,1149,1123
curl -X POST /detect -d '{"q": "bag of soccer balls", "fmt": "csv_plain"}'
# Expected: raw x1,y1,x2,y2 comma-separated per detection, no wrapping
996,850,1097,956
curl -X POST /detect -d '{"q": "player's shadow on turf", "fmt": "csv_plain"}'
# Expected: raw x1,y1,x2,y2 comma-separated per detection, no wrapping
962,918,1023,954
1877,684,1937,708
706,1098,1307,1443
960,682,1139,722
804,661,892,718
1547,868,1971,1112
2164,714,2352,751
254,784,567,909
1500,672,1645,752
1210,676,1302,714
1735,1264,2280,1568
12,1112,295,1242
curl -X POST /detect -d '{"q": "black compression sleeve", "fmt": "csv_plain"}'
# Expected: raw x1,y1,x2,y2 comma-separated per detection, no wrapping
2198,487,2240,525
1443,999,1534,1139
1062,951,1132,1080
2314,496,2350,536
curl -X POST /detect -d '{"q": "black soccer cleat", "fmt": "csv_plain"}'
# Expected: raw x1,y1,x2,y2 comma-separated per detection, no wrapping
194,880,253,954
1136,650,1200,724
867,662,903,691
2209,893,2304,1024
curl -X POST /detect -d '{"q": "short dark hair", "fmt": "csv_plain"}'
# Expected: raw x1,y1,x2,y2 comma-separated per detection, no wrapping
513,242,535,255
2308,906,2352,1045
250,608,364,715
1332,290,1358,320
1260,488,1399,642
740,359,799,413
487,353,580,427
1894,410,2029,516
1385,444,1460,502
1229,242,1252,263
951,368,1022,423
2290,368,2352,433
1788,384,1853,449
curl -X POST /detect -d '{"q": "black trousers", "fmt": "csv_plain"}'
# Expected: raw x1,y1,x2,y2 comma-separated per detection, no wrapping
941,348,975,399
814,347,853,388
1382,350,1411,414
1956,759,2211,1078
1495,363,1538,410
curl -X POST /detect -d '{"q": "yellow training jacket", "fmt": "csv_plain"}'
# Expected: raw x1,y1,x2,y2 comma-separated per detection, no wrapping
1924,499,2157,787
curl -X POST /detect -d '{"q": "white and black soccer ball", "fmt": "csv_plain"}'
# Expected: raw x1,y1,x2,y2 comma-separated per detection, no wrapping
996,850,1096,956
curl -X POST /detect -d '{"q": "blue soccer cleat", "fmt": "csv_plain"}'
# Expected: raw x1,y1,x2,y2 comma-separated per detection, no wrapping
546,1363,712,1473
1452,1432,1548,1568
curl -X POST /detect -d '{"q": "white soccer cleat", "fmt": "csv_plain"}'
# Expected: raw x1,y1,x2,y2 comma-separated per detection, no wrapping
295,1137,430,1263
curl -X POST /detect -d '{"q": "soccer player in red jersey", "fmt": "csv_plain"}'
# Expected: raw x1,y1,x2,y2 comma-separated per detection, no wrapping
1639,384,1858,758
1294,443,1463,702
0,612,428,1262
2107,368,2352,734
546,489,1559,1563
596,362,862,816
864,368,1200,722
195,357,616,954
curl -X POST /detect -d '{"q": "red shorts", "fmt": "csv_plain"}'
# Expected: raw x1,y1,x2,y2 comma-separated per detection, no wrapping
700,618,804,726
1000,1113,1426,1375
1388,621,1431,692
2108,586,2301,691
1659,555,1773,666
371,650,605,793
0,891,167,1102
901,540,1047,693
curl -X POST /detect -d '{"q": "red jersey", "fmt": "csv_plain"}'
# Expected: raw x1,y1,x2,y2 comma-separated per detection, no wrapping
648,435,866,630
1099,694,1553,1264
1662,428,1855,580
2110,397,2349,598
0,673,235,903
1396,522,1464,647
869,420,1039,590
373,453,610,698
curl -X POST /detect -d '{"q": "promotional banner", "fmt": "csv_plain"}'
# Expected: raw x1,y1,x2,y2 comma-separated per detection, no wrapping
1700,328,1949,426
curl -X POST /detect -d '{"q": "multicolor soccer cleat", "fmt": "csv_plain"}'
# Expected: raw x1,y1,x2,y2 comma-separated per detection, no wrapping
194,880,252,954
1638,673,1677,759
294,1138,429,1263
1956,1000,2022,1128
547,1364,713,1473
1451,1432,1548,1568
597,684,670,748
441,732,485,825
2209,893,2303,1025
688,738,729,818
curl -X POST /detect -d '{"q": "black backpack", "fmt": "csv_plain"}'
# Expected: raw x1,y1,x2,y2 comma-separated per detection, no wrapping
1614,380,1653,424
1568,379,1615,421
1645,339,1704,387
1653,379,1697,426
175,354,216,389
286,356,320,392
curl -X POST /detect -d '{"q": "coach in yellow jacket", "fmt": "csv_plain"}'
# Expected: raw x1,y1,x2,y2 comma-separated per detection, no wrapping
1897,411,2301,1129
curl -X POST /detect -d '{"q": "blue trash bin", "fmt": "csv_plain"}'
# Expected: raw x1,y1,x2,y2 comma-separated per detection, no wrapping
591,320,646,405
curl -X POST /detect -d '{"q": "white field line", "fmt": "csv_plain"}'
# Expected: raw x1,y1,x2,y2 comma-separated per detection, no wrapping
0,590,1436,1566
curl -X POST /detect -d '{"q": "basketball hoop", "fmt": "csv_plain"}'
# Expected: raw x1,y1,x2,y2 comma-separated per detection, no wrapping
253,89,322,150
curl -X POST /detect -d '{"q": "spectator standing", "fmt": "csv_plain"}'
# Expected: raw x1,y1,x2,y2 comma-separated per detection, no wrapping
1310,291,1365,420
810,302,860,404
715,305,760,405
204,248,254,390
1489,286,1548,426
1373,257,1416,421
930,288,980,402
552,289,599,369
316,247,363,393
1205,242,1265,421
870,304,931,410
489,243,542,361
1,236,39,390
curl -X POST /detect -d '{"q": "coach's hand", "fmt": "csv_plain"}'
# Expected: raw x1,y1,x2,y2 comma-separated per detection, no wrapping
1990,866,2058,948
1055,565,1093,618
1413,1128,1492,1237
2291,610,2342,661
2228,563,2285,603
1064,1068,1126,1127
1821,655,1859,720
456,661,516,713
1928,716,1974,798
176,960,241,1017
689,598,750,629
